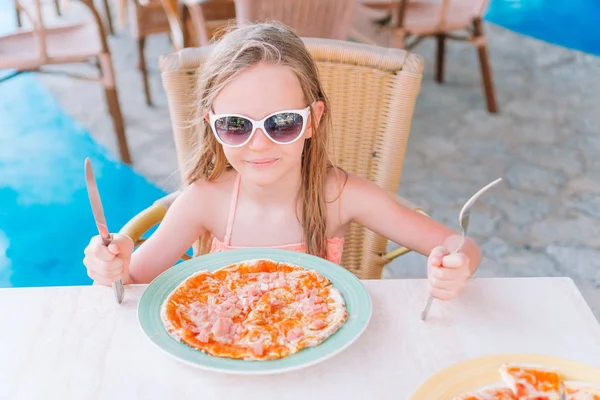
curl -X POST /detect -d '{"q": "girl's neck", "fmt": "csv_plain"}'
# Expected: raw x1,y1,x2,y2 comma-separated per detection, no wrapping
239,170,303,207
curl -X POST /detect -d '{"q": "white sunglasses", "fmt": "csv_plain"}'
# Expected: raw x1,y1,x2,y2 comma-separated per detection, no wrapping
208,106,311,148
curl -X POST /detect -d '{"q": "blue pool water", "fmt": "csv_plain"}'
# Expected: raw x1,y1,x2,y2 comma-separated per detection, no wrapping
485,0,600,57
0,74,166,287
0,0,599,288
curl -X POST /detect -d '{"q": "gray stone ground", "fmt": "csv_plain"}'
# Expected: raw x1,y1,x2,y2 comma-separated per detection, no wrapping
28,6,600,320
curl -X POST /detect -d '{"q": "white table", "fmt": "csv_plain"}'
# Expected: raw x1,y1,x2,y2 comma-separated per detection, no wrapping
2,278,600,399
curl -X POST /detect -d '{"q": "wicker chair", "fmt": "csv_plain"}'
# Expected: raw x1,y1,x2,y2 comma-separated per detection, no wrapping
172,0,357,47
115,0,173,106
18,0,116,35
0,0,132,164
159,0,236,47
14,0,63,28
351,0,497,113
234,0,356,39
120,38,425,279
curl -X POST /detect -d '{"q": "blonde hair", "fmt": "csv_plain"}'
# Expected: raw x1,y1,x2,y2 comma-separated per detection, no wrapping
188,23,333,260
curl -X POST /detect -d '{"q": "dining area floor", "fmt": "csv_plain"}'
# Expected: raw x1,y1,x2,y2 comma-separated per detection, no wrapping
29,17,600,321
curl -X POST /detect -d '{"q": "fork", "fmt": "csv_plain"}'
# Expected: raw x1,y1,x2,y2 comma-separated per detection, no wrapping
420,177,503,321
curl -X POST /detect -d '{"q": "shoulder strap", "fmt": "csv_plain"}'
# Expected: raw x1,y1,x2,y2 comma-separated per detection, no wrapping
224,174,241,244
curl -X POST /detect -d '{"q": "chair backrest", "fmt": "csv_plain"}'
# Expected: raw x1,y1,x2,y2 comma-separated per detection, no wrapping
158,37,423,279
398,0,489,30
234,0,356,40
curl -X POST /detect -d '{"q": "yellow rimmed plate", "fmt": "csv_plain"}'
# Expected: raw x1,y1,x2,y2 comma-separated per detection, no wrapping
411,353,600,399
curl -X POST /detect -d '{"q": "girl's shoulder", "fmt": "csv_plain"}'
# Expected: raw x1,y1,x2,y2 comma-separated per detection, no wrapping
324,166,346,202
324,167,377,227
179,169,237,207
325,166,386,208
325,166,368,203
187,169,236,190
172,169,237,229
324,166,371,201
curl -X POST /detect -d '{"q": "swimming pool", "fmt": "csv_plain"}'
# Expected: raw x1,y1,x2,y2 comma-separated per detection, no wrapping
0,73,166,287
0,0,598,288
485,0,600,57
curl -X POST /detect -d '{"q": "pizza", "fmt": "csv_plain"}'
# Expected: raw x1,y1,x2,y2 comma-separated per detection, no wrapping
453,363,598,400
564,381,600,400
160,259,348,360
454,384,518,399
499,363,562,399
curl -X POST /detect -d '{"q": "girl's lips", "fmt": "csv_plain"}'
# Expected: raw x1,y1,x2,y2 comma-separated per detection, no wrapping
245,158,279,167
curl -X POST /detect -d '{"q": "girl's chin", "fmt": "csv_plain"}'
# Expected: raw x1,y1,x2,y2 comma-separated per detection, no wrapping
242,172,281,187
237,165,293,187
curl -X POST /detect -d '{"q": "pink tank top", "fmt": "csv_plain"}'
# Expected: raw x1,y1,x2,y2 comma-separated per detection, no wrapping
210,174,344,264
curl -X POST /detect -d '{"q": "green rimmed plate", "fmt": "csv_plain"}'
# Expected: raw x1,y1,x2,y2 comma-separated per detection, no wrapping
137,248,372,375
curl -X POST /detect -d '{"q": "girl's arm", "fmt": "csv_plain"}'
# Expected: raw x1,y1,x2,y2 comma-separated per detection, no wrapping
340,173,481,275
127,181,210,284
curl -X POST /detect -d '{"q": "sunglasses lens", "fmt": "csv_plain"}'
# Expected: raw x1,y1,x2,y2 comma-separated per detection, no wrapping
264,112,304,143
214,116,253,146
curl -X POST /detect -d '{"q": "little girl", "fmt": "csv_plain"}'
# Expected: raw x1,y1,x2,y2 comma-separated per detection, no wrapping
84,23,481,302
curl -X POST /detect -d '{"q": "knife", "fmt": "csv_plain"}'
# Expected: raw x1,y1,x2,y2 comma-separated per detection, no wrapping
84,157,125,304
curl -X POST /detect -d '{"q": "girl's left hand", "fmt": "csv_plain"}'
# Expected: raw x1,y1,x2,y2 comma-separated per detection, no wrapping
426,246,471,301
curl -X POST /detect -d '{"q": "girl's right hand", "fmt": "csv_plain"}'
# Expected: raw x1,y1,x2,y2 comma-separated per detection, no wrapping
83,234,134,286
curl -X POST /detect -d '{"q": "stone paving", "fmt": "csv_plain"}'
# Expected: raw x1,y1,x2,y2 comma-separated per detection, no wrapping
27,8,600,320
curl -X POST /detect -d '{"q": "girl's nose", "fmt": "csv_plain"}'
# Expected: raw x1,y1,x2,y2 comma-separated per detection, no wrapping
248,128,272,151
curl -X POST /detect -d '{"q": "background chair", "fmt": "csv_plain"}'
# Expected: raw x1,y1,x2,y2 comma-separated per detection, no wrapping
14,0,62,28
119,0,173,105
120,38,425,279
184,0,236,46
351,0,497,113
158,0,236,47
174,0,358,47
0,0,132,163
234,0,357,39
